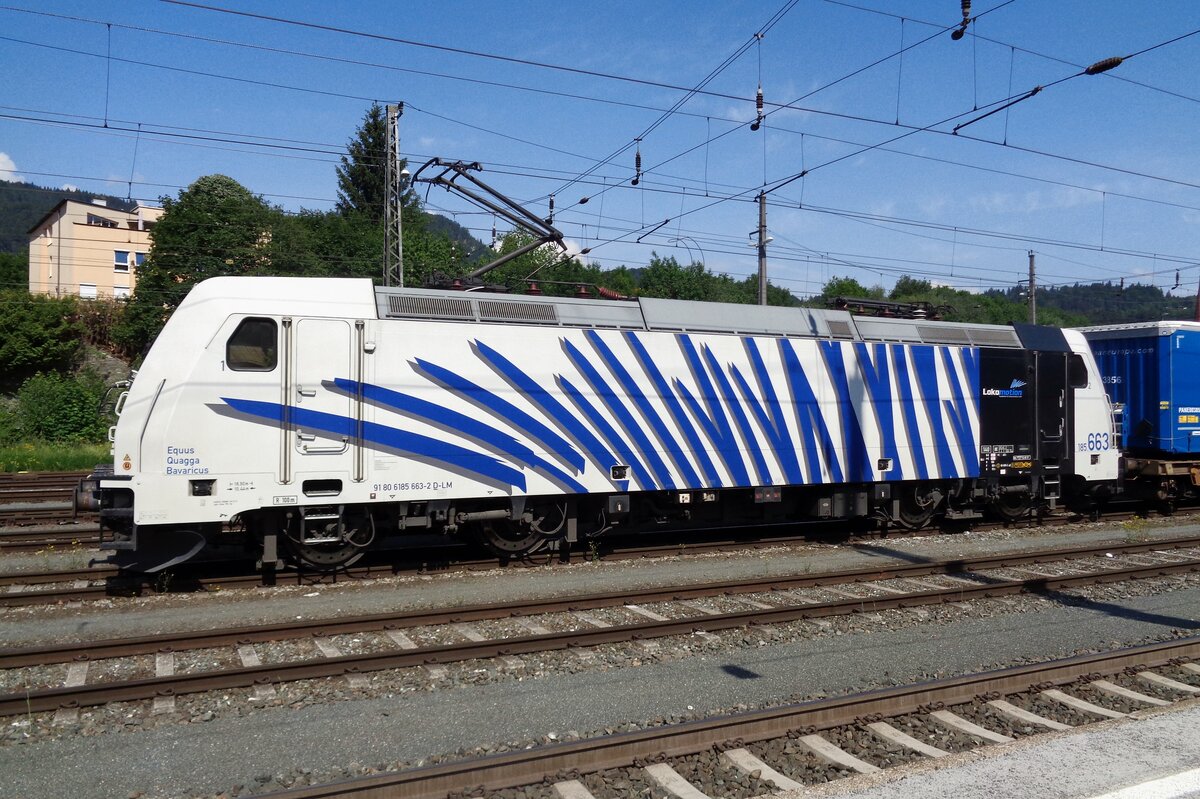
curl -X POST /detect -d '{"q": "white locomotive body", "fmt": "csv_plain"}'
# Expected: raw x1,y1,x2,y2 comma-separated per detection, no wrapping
88,277,1118,571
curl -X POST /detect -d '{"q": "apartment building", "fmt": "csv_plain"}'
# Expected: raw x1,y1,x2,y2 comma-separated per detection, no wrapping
27,199,162,299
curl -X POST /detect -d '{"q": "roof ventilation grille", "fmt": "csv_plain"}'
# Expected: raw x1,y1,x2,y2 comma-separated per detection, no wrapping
477,299,559,324
827,320,855,339
917,325,972,345
386,295,475,320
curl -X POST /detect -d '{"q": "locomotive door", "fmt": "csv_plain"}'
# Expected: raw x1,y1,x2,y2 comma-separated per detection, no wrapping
1035,351,1067,461
293,318,352,456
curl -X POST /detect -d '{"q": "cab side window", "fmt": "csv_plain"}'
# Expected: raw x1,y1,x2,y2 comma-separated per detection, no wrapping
227,318,278,371
1068,353,1089,388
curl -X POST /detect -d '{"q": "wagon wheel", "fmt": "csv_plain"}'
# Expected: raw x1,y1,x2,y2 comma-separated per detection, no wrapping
897,485,940,530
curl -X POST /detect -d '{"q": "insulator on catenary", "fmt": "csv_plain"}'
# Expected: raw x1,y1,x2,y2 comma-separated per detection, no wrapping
548,194,555,224
951,0,971,40
632,145,642,186
751,85,765,131
1085,56,1124,75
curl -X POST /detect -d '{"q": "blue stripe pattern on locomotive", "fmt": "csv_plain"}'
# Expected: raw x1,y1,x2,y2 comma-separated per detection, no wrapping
219,333,980,493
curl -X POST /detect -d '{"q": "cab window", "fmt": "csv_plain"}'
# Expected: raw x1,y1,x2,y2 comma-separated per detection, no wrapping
1068,353,1089,388
227,318,277,371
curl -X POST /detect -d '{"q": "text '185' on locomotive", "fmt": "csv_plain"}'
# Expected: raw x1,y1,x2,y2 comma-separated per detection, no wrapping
77,277,1120,572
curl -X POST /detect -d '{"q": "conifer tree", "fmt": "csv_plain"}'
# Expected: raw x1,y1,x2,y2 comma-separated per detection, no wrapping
335,104,415,224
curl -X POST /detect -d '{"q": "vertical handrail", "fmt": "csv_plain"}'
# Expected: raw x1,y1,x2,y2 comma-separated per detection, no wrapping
280,317,293,485
354,319,365,483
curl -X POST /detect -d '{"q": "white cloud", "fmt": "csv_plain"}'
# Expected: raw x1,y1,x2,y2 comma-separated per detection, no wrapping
61,183,79,192
968,186,1097,215
0,152,21,182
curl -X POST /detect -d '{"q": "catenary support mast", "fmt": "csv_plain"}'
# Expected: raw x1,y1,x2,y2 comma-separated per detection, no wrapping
384,103,405,287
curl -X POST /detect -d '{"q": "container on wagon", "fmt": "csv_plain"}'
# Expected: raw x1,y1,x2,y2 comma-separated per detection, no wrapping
1079,322,1200,456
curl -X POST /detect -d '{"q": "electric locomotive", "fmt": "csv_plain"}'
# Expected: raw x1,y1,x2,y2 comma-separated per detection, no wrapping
79,277,1119,572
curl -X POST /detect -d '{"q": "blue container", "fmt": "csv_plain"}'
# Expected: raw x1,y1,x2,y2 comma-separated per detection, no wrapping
1081,322,1200,456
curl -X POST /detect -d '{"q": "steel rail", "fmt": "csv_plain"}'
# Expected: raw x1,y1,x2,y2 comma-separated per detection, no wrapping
0,566,107,587
0,530,100,553
0,524,101,540
258,636,1200,798
3,550,1199,715
0,560,429,607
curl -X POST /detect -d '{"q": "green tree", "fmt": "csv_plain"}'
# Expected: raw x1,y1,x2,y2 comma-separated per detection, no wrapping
267,210,384,279
0,290,82,389
818,276,882,304
638,254,712,300
889,276,932,299
335,104,416,225
116,175,274,355
0,252,27,292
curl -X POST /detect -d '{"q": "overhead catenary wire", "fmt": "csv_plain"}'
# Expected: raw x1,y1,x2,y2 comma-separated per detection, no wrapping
3,4,1199,300
5,15,1200,202
14,149,1200,292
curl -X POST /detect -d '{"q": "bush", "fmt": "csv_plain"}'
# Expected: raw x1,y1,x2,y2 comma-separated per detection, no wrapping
0,291,84,390
0,398,18,446
14,372,111,443
77,297,126,352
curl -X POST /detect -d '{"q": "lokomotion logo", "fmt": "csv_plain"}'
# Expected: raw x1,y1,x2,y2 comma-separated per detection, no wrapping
983,378,1026,398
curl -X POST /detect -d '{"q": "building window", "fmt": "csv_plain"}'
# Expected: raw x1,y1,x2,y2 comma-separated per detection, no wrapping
114,251,130,273
79,283,97,300
114,286,130,299
135,252,146,269
86,214,117,228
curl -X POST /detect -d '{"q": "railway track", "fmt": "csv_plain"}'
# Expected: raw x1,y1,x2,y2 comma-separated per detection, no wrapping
0,524,100,552
0,470,87,500
261,636,1200,798
4,537,1199,719
0,471,90,527
1,505,1195,608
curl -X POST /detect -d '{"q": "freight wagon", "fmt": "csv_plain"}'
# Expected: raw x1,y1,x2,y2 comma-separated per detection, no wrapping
1080,321,1200,506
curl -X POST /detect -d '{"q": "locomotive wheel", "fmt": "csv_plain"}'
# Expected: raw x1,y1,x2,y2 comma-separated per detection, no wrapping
479,519,545,556
897,485,940,530
285,508,374,570
991,492,1032,521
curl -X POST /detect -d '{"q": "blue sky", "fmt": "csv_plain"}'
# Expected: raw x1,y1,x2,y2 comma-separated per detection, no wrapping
3,0,1199,300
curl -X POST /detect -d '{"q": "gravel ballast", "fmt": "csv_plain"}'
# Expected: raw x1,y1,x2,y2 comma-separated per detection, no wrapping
2,583,1199,797
3,519,1200,797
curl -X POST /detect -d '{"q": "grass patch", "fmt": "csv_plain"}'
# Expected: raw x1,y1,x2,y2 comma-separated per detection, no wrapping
0,442,111,473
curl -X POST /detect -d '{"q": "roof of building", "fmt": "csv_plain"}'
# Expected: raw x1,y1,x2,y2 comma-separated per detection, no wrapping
26,198,159,235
